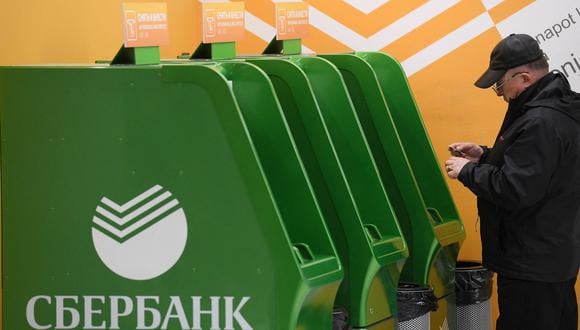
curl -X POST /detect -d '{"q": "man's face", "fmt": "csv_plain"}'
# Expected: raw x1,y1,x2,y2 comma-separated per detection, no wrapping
493,68,530,102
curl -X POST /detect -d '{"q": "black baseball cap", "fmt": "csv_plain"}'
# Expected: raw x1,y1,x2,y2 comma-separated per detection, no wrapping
475,34,544,89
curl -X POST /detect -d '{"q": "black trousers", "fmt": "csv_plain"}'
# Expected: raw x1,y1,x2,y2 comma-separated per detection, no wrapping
496,275,578,330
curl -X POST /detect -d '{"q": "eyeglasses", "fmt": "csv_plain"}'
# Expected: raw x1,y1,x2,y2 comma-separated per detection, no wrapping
492,72,527,94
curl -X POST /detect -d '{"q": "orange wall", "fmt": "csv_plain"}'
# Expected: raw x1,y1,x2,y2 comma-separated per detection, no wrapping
0,0,201,65
0,1,578,328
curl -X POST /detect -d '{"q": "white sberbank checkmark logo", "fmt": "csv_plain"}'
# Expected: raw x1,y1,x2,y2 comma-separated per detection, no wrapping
92,185,188,280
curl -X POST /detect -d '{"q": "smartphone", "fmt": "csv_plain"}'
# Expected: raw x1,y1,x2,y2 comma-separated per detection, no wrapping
448,146,462,157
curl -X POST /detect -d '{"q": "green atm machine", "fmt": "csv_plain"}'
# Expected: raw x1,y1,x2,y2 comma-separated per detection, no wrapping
236,38,409,329
0,46,343,329
173,35,410,328
321,53,465,329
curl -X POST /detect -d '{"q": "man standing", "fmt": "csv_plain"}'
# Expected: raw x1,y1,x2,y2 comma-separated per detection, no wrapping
445,34,580,329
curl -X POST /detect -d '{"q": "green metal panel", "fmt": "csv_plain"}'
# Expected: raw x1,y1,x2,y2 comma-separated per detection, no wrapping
357,52,464,246
290,55,408,263
191,42,237,60
357,53,466,329
0,63,340,329
212,60,343,329
242,56,407,329
111,46,161,65
290,56,409,330
320,54,464,329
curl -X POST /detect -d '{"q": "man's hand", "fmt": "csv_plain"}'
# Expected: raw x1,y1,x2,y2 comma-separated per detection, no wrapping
445,157,471,179
448,142,484,162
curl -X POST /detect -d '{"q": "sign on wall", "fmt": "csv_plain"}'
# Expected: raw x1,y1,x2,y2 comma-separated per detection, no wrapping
202,1,245,44
122,2,169,48
276,2,309,40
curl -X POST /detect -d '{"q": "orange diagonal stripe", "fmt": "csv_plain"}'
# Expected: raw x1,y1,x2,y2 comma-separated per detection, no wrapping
489,0,535,24
304,25,351,54
383,0,486,62
238,29,269,56
243,0,276,26
307,0,427,37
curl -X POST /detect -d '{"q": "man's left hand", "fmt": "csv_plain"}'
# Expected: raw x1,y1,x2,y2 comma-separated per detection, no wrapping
445,157,471,179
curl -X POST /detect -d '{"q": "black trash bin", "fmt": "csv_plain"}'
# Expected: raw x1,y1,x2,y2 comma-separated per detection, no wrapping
397,282,438,330
333,308,349,330
454,261,494,330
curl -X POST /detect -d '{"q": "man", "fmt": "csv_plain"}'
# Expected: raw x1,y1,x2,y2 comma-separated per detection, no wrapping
445,33,580,330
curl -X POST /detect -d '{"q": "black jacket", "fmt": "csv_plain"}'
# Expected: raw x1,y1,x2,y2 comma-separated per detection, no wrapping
459,72,580,282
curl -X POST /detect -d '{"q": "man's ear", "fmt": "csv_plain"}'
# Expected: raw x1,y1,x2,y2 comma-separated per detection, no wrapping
522,72,534,87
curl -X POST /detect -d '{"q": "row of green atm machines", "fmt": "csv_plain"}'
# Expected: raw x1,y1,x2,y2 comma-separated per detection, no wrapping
0,47,465,329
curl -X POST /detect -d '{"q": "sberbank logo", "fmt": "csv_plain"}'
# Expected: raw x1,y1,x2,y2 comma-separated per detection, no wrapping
23,185,254,329
91,185,188,280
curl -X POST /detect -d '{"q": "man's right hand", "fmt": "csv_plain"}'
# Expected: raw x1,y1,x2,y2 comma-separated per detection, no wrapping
448,142,484,162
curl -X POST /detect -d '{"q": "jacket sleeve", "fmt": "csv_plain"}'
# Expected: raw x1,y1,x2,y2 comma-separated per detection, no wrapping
458,117,559,210
478,145,491,163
